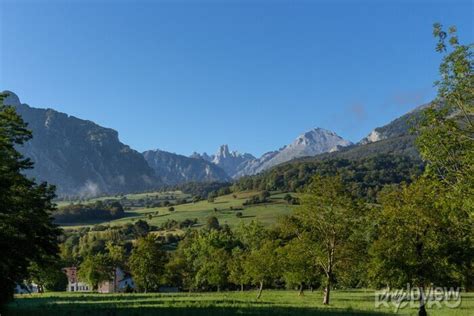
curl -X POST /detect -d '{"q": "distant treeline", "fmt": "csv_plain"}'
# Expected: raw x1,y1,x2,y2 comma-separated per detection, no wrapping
234,154,424,201
171,181,232,199
53,201,125,223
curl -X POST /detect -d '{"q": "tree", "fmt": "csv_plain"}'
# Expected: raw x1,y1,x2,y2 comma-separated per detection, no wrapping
288,175,360,305
106,242,127,269
0,93,61,305
133,219,150,237
369,179,472,315
234,220,268,251
416,23,473,204
164,232,198,290
227,248,249,291
283,193,293,204
413,23,474,295
207,191,217,202
279,238,320,296
78,253,113,291
194,247,229,291
28,260,68,292
243,239,281,299
206,216,220,230
129,235,167,292
259,190,271,201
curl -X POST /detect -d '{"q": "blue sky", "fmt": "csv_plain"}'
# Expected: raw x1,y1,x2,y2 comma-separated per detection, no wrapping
1,0,472,156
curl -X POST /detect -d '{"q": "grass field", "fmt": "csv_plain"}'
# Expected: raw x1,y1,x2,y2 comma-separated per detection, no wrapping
61,191,295,231
4,290,473,316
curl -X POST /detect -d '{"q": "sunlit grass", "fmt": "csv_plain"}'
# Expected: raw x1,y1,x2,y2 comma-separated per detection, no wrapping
61,191,297,230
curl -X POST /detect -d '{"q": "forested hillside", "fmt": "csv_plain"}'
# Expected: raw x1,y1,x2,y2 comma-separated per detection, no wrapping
234,154,423,201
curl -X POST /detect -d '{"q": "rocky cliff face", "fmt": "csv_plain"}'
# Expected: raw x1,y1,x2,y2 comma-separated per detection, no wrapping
191,145,255,177
143,149,230,184
3,91,160,197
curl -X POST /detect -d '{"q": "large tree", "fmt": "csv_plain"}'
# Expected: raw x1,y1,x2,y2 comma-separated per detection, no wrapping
416,23,473,207
128,235,167,292
369,24,473,316
78,253,113,291
279,238,320,296
243,239,282,299
286,175,361,305
369,179,472,315
417,23,473,291
0,93,61,305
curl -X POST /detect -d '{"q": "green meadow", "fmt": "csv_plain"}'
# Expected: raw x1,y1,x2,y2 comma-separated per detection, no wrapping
5,290,473,316
60,191,295,231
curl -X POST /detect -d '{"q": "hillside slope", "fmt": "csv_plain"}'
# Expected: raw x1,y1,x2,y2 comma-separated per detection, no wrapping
3,91,160,197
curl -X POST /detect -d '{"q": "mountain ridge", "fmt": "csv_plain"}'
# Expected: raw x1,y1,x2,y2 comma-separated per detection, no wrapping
2,90,428,196
143,149,230,184
193,128,353,178
3,91,160,197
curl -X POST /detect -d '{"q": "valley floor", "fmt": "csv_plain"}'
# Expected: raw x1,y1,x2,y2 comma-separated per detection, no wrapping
4,290,473,316
60,191,295,231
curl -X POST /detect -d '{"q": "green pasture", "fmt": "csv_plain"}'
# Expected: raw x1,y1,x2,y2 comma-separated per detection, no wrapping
5,290,473,316
61,191,296,231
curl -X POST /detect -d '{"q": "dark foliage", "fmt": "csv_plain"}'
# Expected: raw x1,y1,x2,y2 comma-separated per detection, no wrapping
234,154,423,201
172,182,232,199
53,201,125,223
0,93,61,305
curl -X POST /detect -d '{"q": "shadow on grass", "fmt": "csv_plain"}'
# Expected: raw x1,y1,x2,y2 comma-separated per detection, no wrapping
4,305,394,316
3,292,399,316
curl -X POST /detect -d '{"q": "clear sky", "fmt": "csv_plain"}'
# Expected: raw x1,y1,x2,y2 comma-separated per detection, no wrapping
1,0,472,157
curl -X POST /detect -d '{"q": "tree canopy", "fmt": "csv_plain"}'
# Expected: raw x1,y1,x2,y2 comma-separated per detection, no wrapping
0,93,61,305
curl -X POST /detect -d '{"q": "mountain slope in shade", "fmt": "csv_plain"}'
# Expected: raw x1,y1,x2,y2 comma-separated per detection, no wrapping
3,91,160,197
235,128,352,177
143,149,230,184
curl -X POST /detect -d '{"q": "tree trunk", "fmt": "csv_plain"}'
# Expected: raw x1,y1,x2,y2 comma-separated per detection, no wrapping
418,287,427,316
217,285,220,292
256,281,263,299
323,280,331,305
298,283,304,296
241,283,244,292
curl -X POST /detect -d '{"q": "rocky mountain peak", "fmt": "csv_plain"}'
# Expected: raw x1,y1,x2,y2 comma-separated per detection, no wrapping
2,90,21,106
143,149,229,184
216,144,231,159
233,127,352,178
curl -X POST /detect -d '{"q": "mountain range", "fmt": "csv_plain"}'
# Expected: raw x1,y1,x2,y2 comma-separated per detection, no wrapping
192,129,352,178
2,90,423,196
